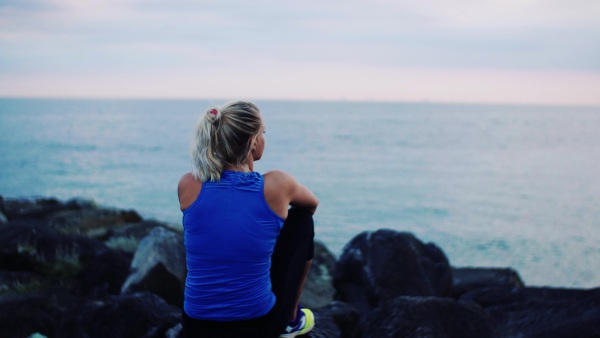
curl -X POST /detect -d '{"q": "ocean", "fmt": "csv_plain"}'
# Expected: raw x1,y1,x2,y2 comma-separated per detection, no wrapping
1,98,599,288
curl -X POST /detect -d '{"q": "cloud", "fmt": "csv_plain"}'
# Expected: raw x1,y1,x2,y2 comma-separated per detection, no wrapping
1,0,599,104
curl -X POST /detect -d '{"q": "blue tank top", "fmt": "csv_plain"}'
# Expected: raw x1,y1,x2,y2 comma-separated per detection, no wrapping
182,170,285,321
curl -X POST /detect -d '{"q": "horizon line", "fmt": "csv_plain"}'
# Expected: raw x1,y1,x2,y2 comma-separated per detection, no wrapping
1,95,599,109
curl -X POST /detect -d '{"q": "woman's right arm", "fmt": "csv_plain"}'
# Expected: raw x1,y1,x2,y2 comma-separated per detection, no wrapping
264,170,319,217
287,176,319,214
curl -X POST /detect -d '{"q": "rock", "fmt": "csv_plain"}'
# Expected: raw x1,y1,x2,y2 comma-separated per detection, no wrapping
46,206,142,235
0,196,143,236
305,326,338,338
62,292,181,338
96,220,167,253
301,240,337,308
452,266,524,297
0,287,181,338
333,229,452,314
0,220,107,278
65,197,98,210
80,249,133,296
460,285,599,307
28,333,48,338
1,196,67,220
165,323,183,338
0,270,50,295
0,196,186,337
121,226,186,307
312,301,360,338
461,286,600,338
0,286,80,338
361,296,493,338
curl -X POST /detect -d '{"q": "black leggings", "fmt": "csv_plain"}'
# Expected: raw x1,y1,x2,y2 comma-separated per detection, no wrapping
182,207,315,338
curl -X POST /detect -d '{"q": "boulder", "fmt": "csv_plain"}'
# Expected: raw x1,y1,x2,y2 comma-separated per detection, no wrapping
461,286,600,338
165,323,183,338
312,301,360,338
0,197,140,298
305,326,338,338
451,266,524,297
0,220,107,278
0,196,142,236
71,220,167,256
0,196,187,337
46,206,142,235
0,270,50,295
0,286,80,338
333,229,452,314
361,296,493,338
79,249,133,296
62,292,181,338
121,226,186,307
0,287,181,338
1,197,68,220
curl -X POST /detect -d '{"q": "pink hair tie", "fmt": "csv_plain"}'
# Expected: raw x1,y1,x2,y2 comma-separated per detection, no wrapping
209,109,218,116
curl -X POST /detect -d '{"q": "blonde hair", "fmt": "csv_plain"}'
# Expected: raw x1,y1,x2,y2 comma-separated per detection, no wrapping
190,101,262,182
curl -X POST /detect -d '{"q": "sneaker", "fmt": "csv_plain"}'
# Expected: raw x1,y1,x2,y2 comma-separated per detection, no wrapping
280,307,315,337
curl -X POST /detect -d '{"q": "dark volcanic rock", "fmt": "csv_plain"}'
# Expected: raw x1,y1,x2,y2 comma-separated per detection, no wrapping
312,301,360,338
121,226,186,307
45,203,142,235
1,196,68,220
97,220,172,253
63,292,181,338
1,289,181,338
333,229,452,314
362,296,493,338
0,270,55,296
461,286,600,338
452,266,524,297
0,220,107,278
0,286,80,338
80,248,133,296
0,196,142,235
0,196,181,337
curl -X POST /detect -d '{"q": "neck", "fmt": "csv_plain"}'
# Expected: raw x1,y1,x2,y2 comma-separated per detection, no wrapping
224,163,252,172
224,154,254,172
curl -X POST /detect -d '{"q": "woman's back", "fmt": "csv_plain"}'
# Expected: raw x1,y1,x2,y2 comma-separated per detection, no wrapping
182,170,284,320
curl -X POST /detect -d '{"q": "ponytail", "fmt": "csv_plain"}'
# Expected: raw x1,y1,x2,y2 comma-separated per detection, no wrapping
190,101,261,182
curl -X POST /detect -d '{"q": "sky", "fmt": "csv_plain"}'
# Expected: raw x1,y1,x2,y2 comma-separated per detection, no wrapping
1,0,599,106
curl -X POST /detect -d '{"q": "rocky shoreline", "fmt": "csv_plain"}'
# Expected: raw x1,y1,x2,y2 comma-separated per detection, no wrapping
1,196,598,338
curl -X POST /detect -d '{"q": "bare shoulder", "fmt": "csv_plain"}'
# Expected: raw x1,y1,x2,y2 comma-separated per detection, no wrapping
264,170,294,186
263,170,295,218
179,172,195,183
178,172,202,211
264,170,318,214
178,172,199,191
264,170,299,195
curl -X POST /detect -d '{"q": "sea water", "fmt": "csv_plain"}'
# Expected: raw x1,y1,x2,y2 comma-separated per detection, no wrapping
1,98,599,288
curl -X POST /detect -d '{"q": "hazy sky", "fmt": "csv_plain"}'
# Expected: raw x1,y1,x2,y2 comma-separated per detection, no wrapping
1,0,599,105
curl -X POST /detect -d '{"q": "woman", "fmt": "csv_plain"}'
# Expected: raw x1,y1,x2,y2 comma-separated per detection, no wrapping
178,101,319,337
